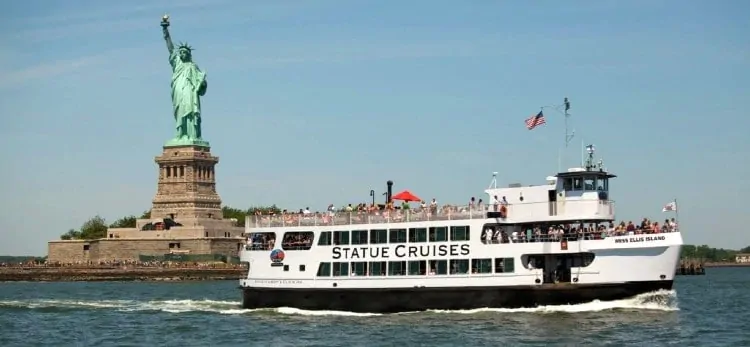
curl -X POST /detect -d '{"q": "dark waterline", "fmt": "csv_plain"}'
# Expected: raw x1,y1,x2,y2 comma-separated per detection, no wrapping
1,268,748,347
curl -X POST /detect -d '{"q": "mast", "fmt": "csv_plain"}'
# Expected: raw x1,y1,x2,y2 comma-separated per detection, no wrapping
549,97,574,172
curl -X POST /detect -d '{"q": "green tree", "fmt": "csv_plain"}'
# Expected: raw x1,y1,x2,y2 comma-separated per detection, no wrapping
79,215,108,239
681,244,740,262
109,215,137,228
222,205,280,227
140,210,151,219
60,228,81,240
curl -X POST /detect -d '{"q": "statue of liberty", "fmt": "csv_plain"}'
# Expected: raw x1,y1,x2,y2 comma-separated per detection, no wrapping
161,15,209,147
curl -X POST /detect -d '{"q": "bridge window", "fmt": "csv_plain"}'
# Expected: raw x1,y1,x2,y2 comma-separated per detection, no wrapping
573,177,582,190
389,228,407,243
471,258,493,274
333,231,349,245
316,262,331,276
584,177,596,191
370,229,388,244
408,260,427,275
332,262,349,276
495,258,515,273
351,230,368,245
599,178,609,191
450,259,469,274
429,226,448,242
388,261,407,276
317,231,331,246
429,260,448,275
408,228,427,242
563,178,573,191
369,261,386,276
281,231,314,250
450,226,470,241
351,261,368,276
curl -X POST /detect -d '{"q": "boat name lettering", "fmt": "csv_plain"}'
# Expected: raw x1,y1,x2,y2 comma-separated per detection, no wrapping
253,280,303,285
332,244,470,260
614,235,666,244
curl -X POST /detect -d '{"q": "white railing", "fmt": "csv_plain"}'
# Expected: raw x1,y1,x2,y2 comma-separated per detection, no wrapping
245,200,616,228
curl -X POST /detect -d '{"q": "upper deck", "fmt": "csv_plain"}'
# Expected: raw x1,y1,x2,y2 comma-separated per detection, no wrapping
245,199,616,229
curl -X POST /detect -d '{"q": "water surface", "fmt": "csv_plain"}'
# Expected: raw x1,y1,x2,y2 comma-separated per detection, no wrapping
1,267,748,346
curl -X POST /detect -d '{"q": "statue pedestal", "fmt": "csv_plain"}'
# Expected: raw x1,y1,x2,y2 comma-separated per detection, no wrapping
164,137,210,148
151,145,222,221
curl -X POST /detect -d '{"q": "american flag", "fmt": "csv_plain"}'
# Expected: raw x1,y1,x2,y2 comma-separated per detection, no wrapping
662,201,677,212
525,110,546,130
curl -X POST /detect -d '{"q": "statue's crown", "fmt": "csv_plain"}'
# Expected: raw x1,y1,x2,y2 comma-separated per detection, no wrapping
177,42,194,52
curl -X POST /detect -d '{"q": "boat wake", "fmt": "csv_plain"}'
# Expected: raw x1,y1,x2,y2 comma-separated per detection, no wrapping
0,289,677,316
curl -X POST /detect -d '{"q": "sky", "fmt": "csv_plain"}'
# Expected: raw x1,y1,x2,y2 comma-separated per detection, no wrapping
1,0,748,255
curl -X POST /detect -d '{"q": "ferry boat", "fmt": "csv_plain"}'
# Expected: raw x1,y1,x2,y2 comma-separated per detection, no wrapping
238,147,682,313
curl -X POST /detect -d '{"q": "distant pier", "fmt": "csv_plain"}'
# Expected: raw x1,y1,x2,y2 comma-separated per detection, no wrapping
676,260,705,276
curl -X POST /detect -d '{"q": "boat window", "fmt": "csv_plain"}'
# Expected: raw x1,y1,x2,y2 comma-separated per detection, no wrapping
247,232,277,250
429,260,448,275
351,261,368,276
369,261,386,276
317,231,331,246
316,262,331,276
389,228,407,243
571,252,596,267
450,226,470,241
599,178,609,191
471,259,493,274
351,230,368,245
370,229,388,244
449,259,470,274
408,228,427,243
572,177,582,190
428,226,448,242
388,261,407,276
332,262,349,276
333,231,349,245
584,177,596,191
281,231,314,250
495,258,515,273
563,178,573,191
408,260,427,275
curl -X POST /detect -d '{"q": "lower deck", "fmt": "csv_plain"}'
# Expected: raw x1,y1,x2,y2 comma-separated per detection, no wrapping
241,279,673,313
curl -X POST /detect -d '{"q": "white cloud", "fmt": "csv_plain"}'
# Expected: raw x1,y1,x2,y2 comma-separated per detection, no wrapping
0,46,149,89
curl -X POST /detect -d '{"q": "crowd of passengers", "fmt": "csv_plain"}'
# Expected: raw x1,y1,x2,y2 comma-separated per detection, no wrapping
0,260,246,268
485,217,679,244
252,196,511,225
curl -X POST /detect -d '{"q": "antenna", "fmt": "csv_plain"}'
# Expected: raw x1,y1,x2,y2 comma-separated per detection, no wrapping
488,172,498,189
542,97,574,172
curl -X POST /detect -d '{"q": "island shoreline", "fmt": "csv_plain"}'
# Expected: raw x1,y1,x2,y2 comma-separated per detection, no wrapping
0,267,246,282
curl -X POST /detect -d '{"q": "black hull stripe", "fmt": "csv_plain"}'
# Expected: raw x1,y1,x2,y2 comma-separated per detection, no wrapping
241,280,674,313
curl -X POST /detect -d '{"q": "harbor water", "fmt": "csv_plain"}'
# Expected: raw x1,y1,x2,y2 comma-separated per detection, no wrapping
0,267,748,346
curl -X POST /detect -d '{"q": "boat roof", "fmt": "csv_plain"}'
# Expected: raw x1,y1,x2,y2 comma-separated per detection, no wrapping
555,169,617,179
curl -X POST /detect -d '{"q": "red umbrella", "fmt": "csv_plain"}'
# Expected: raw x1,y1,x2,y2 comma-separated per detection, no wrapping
391,190,422,202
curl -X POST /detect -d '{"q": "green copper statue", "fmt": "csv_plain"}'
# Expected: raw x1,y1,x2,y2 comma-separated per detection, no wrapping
161,15,209,147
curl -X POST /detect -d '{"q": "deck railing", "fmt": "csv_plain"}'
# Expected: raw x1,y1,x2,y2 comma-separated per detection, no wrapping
248,204,486,228
246,200,616,228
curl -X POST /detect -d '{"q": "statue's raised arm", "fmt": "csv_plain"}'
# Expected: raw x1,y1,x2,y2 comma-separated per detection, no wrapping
161,15,174,54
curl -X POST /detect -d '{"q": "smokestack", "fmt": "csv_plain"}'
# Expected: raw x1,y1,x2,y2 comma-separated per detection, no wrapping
386,180,393,203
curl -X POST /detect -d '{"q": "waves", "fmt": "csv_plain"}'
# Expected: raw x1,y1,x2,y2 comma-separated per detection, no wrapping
0,289,677,317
